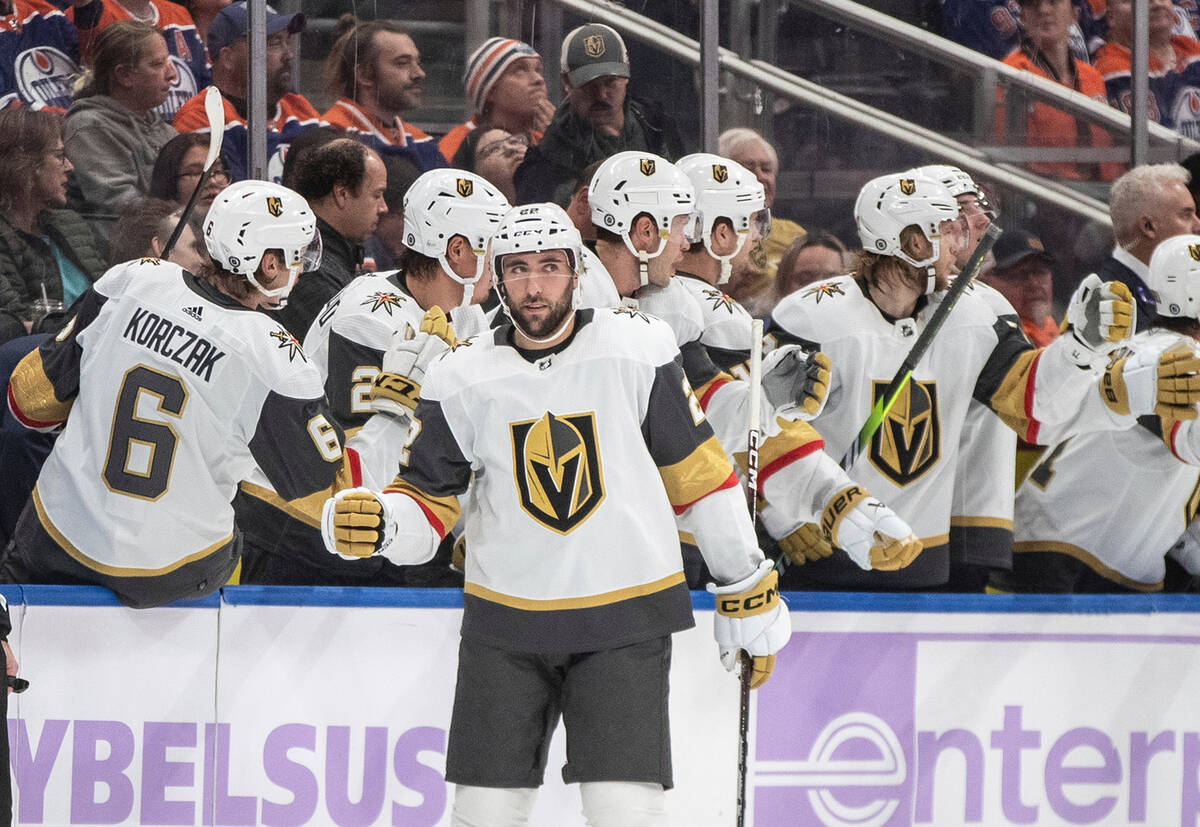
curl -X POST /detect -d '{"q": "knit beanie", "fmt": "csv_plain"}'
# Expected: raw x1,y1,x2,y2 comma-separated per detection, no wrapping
464,37,540,115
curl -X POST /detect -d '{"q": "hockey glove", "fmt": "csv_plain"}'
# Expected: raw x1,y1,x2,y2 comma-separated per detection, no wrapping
1102,340,1200,420
370,307,458,417
760,345,832,419
778,522,833,565
1064,275,1135,364
708,559,791,689
321,487,398,560
821,486,923,571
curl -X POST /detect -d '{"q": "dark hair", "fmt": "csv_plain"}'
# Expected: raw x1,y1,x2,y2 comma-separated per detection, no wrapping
397,247,440,283
279,126,342,190
290,137,372,201
381,153,420,212
76,20,160,98
324,16,410,101
108,197,187,265
149,133,209,202
778,230,847,280
0,108,63,214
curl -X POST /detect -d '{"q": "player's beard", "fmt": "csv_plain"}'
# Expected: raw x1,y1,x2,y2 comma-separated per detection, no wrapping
511,289,573,339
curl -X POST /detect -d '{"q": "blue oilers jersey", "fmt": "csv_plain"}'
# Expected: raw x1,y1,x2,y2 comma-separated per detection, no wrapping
0,0,79,111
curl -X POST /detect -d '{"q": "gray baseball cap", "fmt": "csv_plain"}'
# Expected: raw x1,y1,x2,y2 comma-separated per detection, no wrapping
560,23,630,87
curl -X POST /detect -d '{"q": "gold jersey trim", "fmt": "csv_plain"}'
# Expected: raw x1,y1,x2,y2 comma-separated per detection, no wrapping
464,571,687,611
33,486,234,577
658,435,736,509
949,516,1014,530
1012,540,1163,592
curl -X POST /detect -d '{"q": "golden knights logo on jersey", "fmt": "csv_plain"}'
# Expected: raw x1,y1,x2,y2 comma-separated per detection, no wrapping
511,411,605,534
868,379,940,485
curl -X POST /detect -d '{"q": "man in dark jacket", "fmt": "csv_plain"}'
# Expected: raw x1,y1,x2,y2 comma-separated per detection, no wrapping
513,23,683,206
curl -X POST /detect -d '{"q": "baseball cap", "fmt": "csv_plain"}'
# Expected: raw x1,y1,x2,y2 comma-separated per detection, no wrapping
992,228,1054,272
560,23,630,87
208,1,306,59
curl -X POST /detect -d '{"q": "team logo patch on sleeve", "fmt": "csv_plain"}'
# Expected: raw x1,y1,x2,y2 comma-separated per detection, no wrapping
360,291,409,315
701,288,736,313
510,411,605,534
269,328,306,362
801,282,845,303
868,379,940,486
612,306,652,323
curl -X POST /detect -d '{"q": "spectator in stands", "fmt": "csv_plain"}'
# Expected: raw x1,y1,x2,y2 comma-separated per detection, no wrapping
1094,0,1200,140
271,137,386,336
943,0,1024,60
997,0,1120,181
471,128,528,204
718,127,806,315
439,36,553,166
1098,163,1200,327
981,228,1060,345
173,1,313,183
148,131,230,224
108,197,207,272
70,0,210,123
776,230,850,299
0,109,106,346
178,0,227,47
514,23,683,205
0,0,80,111
364,153,419,272
321,17,445,173
64,20,177,223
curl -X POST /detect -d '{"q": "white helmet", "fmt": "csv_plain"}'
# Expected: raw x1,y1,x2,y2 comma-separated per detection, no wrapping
908,164,978,198
676,152,769,284
589,151,695,286
203,179,321,307
490,203,584,343
854,173,959,270
403,168,511,307
1148,233,1200,318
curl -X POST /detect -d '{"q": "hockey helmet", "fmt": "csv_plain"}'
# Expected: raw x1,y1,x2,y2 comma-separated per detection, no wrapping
1148,233,1200,319
403,168,512,307
490,203,584,341
854,173,960,270
908,163,996,219
676,152,769,284
203,179,321,306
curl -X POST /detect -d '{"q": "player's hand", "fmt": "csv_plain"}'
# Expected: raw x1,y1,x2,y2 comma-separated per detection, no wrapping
778,522,833,565
532,97,556,132
2,640,18,695
821,486,922,571
1103,340,1200,420
371,307,457,416
708,559,791,689
321,487,397,560
1065,275,1135,362
761,345,831,419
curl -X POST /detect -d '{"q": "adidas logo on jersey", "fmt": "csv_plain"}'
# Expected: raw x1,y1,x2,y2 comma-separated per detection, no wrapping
182,306,204,322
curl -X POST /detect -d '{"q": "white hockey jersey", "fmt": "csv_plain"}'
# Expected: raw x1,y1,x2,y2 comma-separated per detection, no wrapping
7,259,344,596
386,307,761,653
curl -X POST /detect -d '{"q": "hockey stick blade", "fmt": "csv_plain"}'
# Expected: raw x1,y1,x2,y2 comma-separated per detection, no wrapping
161,86,225,259
839,222,1002,471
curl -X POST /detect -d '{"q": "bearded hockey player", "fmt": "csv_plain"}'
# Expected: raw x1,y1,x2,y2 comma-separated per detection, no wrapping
322,203,790,826
4,180,353,607
1000,234,1200,592
768,171,1200,590
235,167,510,585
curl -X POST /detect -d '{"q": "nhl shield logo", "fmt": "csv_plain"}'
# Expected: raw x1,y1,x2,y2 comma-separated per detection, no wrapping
584,34,606,57
898,178,916,196
457,178,474,198
640,158,656,177
266,196,283,217
1189,243,1200,262
511,411,605,534
868,379,940,486
712,164,728,183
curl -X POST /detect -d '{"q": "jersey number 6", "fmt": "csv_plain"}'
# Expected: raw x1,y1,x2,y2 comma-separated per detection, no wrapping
102,366,188,501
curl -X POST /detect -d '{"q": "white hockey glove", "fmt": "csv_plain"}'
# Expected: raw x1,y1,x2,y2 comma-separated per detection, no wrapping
760,345,831,419
448,303,489,340
821,486,923,571
707,559,791,689
1064,275,1135,365
370,307,457,417
1101,340,1200,420
321,487,398,560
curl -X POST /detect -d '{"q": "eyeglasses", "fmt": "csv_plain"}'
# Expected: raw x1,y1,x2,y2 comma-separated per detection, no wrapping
177,164,230,182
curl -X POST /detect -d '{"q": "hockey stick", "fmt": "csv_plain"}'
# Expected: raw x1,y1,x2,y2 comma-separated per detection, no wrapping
161,86,225,259
839,223,1002,471
736,318,764,827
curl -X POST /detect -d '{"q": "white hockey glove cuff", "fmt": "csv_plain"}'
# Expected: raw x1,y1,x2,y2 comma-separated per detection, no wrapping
321,487,398,560
448,303,489,340
821,486,923,571
1065,275,1135,365
760,345,831,419
1102,340,1200,420
708,559,791,689
370,307,457,417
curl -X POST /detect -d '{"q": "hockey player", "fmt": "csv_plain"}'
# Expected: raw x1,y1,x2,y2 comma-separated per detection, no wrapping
235,168,509,585
999,234,1200,592
768,172,1200,590
3,179,354,608
628,152,923,577
322,204,790,826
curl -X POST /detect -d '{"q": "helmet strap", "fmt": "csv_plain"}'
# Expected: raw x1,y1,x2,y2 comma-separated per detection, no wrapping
703,230,746,286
